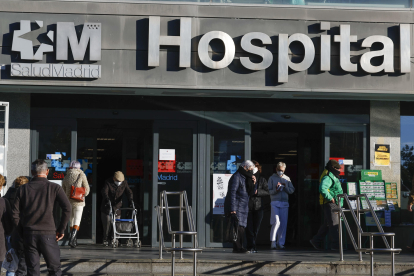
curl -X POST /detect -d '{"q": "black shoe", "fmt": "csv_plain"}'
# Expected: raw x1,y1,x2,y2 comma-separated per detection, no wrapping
232,248,249,253
68,229,77,248
250,248,258,253
310,239,322,250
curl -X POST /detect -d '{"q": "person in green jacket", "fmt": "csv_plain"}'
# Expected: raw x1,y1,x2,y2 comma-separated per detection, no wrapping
310,159,343,251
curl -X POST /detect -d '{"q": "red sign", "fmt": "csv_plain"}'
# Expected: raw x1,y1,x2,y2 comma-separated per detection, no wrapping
126,159,143,177
158,160,176,173
329,157,345,176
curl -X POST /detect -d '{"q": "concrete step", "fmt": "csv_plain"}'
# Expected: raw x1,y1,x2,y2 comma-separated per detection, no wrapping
21,259,414,275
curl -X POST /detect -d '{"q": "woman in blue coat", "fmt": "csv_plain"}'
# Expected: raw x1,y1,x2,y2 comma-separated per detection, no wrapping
227,160,256,253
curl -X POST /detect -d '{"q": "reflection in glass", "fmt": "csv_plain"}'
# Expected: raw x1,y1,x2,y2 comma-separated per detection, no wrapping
158,128,193,242
210,129,244,243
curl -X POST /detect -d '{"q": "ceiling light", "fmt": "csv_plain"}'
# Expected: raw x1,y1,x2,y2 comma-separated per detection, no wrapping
289,150,297,153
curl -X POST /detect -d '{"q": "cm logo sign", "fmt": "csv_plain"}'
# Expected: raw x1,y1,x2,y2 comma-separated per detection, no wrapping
11,20,102,78
11,20,102,61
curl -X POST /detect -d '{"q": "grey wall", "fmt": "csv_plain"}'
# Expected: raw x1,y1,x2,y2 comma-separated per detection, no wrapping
0,92,31,190
0,1,413,99
370,101,401,204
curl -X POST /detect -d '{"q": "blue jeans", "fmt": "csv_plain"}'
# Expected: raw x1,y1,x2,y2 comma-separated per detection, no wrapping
5,236,15,276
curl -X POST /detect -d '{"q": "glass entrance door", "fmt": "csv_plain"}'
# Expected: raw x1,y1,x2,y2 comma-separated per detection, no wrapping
152,121,197,246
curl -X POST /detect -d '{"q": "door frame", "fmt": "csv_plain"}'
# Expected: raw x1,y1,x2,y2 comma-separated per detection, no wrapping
151,120,198,247
204,122,251,248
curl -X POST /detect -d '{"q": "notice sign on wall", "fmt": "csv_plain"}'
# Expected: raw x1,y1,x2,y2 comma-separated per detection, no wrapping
374,144,390,166
159,149,175,161
212,174,232,215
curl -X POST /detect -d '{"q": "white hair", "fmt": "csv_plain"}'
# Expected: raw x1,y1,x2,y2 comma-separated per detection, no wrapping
70,160,81,169
240,160,254,170
277,162,287,169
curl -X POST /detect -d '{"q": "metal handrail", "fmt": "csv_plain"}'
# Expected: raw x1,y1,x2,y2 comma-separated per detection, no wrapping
336,193,401,276
156,190,202,276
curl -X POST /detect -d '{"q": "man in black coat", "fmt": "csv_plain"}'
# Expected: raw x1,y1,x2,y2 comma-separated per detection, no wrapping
100,171,133,246
12,159,71,276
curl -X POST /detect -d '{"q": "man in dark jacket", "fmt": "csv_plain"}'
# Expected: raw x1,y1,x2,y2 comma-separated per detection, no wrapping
100,171,133,246
225,160,256,254
12,159,71,276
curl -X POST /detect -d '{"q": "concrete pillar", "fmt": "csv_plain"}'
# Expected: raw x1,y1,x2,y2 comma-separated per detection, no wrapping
370,101,400,205
0,93,31,191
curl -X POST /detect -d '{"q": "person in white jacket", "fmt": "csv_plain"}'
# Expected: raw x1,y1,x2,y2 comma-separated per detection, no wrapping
62,160,90,248
268,162,295,249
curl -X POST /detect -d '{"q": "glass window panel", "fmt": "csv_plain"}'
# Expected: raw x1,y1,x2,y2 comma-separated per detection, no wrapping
77,137,94,240
330,131,364,183
158,128,193,242
400,116,414,224
210,128,245,243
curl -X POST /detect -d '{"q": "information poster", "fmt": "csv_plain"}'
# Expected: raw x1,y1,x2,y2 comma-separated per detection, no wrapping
385,182,399,208
374,144,390,166
360,181,387,211
212,174,232,215
159,149,175,161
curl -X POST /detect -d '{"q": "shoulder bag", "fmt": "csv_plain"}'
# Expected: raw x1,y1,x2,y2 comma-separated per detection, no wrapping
70,173,86,202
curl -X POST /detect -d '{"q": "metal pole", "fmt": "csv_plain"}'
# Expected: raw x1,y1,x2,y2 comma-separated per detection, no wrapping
159,193,163,260
391,236,395,276
370,236,374,276
338,211,343,261
193,234,197,276
357,197,362,261
180,193,184,259
172,234,176,276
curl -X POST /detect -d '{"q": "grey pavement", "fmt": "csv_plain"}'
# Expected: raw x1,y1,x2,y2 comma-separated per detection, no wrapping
60,245,414,263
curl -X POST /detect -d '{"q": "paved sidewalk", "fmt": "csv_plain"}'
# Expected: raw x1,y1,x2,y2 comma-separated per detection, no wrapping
60,245,414,263
50,245,414,275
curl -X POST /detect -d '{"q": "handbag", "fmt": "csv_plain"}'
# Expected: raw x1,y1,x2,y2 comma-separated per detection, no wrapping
224,213,239,243
2,248,18,272
70,174,85,202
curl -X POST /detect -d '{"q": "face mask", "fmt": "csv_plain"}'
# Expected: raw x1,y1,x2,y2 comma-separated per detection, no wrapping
253,167,258,174
277,171,284,176
115,181,122,186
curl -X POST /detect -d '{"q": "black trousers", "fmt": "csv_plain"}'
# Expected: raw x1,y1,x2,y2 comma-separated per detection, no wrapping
101,212,120,242
246,209,264,250
233,226,245,251
312,202,340,249
24,234,61,276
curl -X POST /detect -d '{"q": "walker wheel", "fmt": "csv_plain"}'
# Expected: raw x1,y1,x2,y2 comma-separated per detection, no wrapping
127,239,133,247
112,240,118,248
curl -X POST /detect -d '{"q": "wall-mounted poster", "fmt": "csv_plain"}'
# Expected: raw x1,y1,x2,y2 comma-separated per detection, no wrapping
212,174,233,215
159,149,175,161
374,144,390,166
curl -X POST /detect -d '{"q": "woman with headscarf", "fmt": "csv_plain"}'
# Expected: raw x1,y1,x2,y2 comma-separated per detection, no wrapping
225,160,256,253
310,159,344,251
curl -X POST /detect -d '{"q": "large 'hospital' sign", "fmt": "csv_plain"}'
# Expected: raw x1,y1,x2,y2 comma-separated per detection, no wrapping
10,20,102,78
148,17,411,83
9,17,411,82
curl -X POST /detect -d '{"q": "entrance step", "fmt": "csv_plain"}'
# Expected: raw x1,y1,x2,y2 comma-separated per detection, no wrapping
15,259,414,275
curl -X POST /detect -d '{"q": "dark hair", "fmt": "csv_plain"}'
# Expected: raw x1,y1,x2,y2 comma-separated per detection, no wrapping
251,160,262,173
31,159,48,174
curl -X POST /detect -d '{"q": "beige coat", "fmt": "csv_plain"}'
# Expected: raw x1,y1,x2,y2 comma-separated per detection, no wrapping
62,168,90,207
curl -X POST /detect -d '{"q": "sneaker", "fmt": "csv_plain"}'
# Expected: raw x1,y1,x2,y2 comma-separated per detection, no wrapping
271,241,277,249
250,248,258,253
103,241,109,247
309,239,322,250
232,248,249,254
